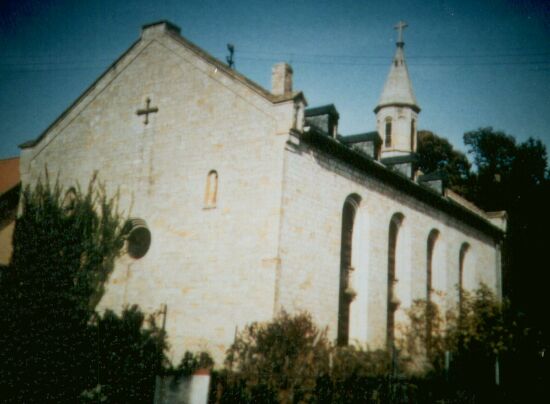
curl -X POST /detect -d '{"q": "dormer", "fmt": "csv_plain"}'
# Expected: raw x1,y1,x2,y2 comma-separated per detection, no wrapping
339,132,382,160
305,104,340,138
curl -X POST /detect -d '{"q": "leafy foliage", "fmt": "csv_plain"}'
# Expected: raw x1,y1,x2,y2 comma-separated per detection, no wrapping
216,312,395,403
418,127,549,394
451,286,513,356
214,297,537,404
0,178,167,403
172,350,214,377
463,127,548,210
399,299,447,374
224,311,330,403
82,306,168,403
327,347,391,403
417,130,472,196
463,128,549,352
397,284,548,402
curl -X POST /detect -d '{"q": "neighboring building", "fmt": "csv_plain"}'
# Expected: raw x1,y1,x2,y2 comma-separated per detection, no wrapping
0,157,20,266
18,21,505,362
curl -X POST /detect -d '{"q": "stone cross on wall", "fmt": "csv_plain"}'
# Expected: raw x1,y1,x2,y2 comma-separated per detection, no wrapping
394,20,408,44
136,97,159,125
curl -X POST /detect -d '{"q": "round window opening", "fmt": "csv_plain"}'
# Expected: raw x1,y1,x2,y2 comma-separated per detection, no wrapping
124,218,151,259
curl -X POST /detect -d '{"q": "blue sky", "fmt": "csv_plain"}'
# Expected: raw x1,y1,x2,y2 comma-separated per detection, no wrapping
0,0,549,159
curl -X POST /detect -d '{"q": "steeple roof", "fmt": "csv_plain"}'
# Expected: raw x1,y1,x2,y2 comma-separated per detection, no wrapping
375,23,420,113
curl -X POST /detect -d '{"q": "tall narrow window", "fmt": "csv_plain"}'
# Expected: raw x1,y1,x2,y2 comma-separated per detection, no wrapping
426,229,439,352
426,230,440,304
458,243,470,310
387,213,403,350
385,118,392,147
337,194,361,346
204,170,218,208
410,119,416,151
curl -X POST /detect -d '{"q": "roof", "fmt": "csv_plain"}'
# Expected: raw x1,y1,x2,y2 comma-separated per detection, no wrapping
20,20,306,150
339,131,381,145
418,170,448,182
0,157,20,195
381,154,418,165
375,43,419,113
305,104,339,118
300,128,504,240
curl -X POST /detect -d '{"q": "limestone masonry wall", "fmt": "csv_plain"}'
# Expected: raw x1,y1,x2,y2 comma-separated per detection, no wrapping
277,137,500,349
20,28,294,362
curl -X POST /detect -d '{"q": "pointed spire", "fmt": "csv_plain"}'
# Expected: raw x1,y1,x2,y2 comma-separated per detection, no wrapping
374,21,420,113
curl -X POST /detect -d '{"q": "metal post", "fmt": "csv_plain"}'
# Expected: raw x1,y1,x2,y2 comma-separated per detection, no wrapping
495,355,500,386
445,350,451,382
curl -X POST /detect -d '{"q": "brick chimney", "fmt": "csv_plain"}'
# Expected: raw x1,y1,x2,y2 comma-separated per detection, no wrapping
271,63,293,96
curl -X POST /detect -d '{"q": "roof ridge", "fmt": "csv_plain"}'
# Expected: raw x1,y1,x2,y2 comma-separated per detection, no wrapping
166,30,302,105
20,23,305,150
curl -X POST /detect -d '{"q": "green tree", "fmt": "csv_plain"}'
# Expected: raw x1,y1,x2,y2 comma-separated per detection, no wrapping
224,311,330,404
464,128,549,337
416,130,472,196
82,306,167,403
402,286,530,401
463,127,517,211
0,178,167,403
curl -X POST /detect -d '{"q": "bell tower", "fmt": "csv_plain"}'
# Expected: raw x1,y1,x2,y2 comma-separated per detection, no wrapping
375,21,420,159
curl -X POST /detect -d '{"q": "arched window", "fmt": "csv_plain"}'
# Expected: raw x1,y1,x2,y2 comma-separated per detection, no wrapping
426,229,440,351
385,117,392,147
459,242,470,309
410,119,416,151
62,187,78,214
204,170,218,208
426,229,440,303
387,212,404,350
337,194,361,346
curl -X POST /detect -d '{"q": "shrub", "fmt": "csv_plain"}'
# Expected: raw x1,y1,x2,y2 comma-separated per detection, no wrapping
223,311,330,403
0,177,167,403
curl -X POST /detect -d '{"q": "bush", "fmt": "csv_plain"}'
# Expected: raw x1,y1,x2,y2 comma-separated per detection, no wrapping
0,178,167,403
222,311,330,403
213,287,541,403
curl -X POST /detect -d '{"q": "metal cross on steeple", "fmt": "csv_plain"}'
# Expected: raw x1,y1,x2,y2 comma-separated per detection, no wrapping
394,20,408,44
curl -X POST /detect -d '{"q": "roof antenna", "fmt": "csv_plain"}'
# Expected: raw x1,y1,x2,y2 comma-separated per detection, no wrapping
226,43,235,69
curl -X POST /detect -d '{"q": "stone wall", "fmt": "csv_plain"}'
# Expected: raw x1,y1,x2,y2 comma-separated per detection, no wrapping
277,134,500,349
20,24,295,362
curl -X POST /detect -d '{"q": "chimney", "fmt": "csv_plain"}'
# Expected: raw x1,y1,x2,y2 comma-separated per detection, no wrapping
271,63,293,96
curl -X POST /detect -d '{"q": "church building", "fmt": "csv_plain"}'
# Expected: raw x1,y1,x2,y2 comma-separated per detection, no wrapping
18,21,506,361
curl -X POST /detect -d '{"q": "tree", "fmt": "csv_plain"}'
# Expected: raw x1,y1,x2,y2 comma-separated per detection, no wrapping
82,306,167,403
402,285,540,402
464,128,550,326
0,178,167,403
224,311,330,404
463,127,548,210
463,128,550,400
416,130,472,196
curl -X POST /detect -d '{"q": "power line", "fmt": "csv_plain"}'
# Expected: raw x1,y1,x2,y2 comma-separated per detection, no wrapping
0,48,548,72
236,55,550,67
237,49,550,60
1,47,549,64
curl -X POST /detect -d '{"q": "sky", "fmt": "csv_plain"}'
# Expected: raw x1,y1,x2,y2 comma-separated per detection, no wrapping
0,0,549,160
